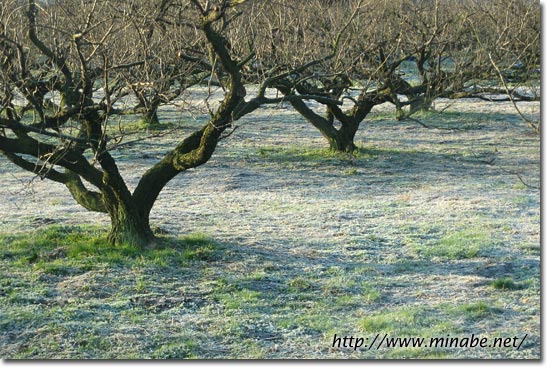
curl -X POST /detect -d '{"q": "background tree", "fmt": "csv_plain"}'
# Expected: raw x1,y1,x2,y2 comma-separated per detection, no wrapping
238,0,540,152
235,0,375,152
113,1,203,128
462,0,540,132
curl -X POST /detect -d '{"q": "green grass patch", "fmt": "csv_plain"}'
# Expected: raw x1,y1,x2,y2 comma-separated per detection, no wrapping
519,242,540,254
105,115,176,135
0,225,221,273
257,146,357,164
456,302,502,321
359,308,419,334
321,275,356,296
359,306,462,340
151,339,199,359
216,288,262,311
255,145,382,167
363,288,382,303
512,195,533,207
413,227,494,260
490,277,525,291
287,276,315,293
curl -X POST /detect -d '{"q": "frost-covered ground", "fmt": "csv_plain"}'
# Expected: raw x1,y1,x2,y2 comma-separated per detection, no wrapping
0,97,540,359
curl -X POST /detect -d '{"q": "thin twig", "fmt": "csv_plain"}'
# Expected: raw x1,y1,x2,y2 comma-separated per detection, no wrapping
498,166,540,190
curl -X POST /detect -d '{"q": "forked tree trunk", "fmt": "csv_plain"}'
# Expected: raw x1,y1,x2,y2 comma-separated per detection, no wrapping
276,88,360,153
327,124,358,153
97,152,157,248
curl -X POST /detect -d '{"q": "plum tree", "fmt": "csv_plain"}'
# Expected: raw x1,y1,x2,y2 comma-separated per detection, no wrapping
0,0,347,247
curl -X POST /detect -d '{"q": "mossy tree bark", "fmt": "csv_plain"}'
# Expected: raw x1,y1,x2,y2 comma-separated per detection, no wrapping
106,201,154,247
141,102,161,127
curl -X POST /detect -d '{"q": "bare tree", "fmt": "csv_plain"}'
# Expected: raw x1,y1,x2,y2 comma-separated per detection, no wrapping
237,0,540,152
235,0,377,152
110,1,201,127
463,0,540,132
0,0,353,246
0,0,253,247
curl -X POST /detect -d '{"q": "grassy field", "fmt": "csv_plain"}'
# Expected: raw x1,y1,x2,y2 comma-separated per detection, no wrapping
0,98,540,359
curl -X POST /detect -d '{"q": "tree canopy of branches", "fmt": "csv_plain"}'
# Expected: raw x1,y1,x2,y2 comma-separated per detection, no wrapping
0,0,540,248
0,0,353,247
237,0,540,151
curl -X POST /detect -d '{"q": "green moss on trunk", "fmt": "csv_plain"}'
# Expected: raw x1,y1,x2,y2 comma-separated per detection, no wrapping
107,207,154,248
328,136,357,153
141,105,161,127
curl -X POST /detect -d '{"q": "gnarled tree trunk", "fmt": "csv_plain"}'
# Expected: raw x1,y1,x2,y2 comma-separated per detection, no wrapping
328,128,358,153
141,103,161,127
